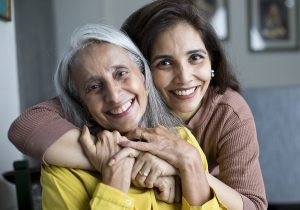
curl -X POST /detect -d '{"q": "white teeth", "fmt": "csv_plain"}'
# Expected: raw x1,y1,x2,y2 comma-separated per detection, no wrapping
110,100,132,114
174,88,196,96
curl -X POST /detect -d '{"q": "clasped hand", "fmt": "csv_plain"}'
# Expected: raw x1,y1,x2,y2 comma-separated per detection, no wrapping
79,126,180,203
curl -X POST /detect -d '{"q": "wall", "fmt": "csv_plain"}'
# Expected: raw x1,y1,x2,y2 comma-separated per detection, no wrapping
53,0,106,59
224,1,300,88
0,0,23,209
14,0,57,111
52,0,150,60
52,0,300,89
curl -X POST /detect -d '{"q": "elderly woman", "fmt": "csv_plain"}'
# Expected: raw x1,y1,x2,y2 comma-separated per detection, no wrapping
39,23,223,209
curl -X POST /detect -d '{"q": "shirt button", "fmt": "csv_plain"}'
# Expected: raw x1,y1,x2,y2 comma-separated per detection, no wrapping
125,199,132,206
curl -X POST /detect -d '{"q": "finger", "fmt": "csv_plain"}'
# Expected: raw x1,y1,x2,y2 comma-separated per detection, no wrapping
135,171,148,186
137,165,152,188
119,140,174,163
131,154,145,179
118,141,156,154
153,180,162,201
108,147,139,166
156,178,169,202
126,128,154,142
169,179,175,204
126,128,145,140
111,130,123,144
145,166,163,188
153,188,162,202
79,126,96,156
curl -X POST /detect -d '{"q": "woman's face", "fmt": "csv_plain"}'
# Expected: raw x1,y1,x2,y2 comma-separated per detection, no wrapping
150,22,212,121
72,43,147,133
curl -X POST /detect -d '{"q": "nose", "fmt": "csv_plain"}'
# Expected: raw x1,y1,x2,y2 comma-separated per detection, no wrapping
175,63,193,83
103,80,120,103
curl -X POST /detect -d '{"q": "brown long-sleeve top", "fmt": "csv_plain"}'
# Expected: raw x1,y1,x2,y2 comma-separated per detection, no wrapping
8,87,267,209
186,87,267,209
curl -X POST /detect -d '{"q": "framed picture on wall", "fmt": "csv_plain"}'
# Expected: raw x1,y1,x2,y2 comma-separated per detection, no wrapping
248,0,299,52
193,0,229,41
0,0,11,21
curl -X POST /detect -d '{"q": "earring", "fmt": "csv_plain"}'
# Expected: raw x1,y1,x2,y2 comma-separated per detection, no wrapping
211,69,215,78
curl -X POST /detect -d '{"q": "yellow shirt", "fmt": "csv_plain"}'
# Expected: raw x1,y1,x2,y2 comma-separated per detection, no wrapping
41,127,225,210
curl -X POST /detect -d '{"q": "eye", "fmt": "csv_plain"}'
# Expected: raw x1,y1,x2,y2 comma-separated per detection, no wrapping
86,83,102,93
189,54,204,63
154,58,173,69
115,69,129,79
160,59,171,65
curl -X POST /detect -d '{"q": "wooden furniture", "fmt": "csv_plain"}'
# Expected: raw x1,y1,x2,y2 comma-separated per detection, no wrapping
2,160,41,210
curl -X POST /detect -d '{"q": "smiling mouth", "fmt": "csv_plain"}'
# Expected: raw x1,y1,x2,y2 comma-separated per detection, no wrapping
108,99,134,115
172,87,198,96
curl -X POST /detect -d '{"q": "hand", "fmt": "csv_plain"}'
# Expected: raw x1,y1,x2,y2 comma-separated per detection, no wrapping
131,152,178,188
115,126,199,170
115,126,211,205
79,126,125,172
153,176,181,204
79,126,134,192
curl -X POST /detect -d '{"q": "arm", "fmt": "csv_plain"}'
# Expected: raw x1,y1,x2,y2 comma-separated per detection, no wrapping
44,128,93,169
80,126,179,203
8,97,93,169
210,104,267,209
41,127,135,210
41,166,135,210
116,126,225,208
206,173,243,210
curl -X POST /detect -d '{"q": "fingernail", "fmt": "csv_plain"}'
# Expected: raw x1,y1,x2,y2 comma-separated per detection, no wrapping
108,159,115,166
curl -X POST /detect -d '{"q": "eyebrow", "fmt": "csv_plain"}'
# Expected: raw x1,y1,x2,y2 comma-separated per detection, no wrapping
150,55,172,63
82,64,128,83
83,76,99,87
187,49,207,55
151,48,207,63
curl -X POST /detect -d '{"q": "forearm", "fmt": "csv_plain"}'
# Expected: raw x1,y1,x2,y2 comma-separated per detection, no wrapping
44,129,94,170
206,173,243,210
179,149,211,206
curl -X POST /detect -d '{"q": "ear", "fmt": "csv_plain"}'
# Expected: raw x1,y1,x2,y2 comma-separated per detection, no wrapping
140,72,146,89
141,72,146,83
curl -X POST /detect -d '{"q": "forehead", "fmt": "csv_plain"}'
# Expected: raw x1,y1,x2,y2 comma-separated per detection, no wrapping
72,42,132,66
152,22,205,53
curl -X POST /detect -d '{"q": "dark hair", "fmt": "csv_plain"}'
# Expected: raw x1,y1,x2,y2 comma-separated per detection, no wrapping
121,0,240,93
55,24,182,130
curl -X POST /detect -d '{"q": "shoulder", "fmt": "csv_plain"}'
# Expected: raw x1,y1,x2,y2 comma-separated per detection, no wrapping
212,88,253,122
29,97,63,113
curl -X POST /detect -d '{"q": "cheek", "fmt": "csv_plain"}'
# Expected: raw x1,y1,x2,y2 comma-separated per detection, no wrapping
197,67,211,81
152,70,168,91
84,98,103,117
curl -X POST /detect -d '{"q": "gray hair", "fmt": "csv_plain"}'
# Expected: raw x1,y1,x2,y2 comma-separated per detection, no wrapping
54,24,182,131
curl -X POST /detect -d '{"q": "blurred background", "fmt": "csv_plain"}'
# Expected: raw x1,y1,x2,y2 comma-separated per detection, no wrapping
1,0,299,209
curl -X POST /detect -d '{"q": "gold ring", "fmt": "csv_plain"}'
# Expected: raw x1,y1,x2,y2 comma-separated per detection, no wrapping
139,171,148,176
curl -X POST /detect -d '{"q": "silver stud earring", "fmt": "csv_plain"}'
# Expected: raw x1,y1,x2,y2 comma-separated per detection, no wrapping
211,69,215,78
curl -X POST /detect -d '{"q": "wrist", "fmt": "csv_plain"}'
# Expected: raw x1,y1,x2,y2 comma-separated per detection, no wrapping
102,158,134,193
178,149,211,205
177,147,201,173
